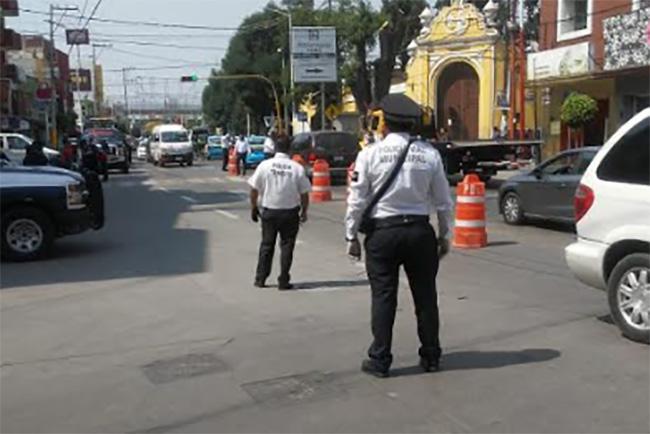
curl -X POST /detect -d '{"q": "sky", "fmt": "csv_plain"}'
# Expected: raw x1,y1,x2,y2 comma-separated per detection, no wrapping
10,0,385,110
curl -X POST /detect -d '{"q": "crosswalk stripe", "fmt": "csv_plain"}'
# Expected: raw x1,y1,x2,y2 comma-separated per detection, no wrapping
215,210,239,220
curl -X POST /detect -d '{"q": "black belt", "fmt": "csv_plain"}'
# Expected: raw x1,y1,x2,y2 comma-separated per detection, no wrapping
373,214,429,229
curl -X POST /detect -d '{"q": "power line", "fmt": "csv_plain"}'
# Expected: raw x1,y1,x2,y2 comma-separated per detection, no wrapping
104,63,217,72
92,38,227,51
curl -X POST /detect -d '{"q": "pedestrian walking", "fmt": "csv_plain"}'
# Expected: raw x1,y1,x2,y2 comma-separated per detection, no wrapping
248,134,311,290
235,134,250,176
22,140,49,166
263,132,276,159
221,133,231,171
345,94,453,378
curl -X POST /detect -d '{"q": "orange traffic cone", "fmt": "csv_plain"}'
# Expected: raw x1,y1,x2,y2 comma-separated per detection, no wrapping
310,159,332,202
228,148,238,176
453,174,487,249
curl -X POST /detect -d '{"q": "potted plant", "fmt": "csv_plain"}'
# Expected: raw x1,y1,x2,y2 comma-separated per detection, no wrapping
560,92,598,148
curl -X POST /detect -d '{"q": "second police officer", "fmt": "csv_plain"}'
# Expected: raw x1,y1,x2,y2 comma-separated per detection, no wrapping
248,134,311,290
344,94,454,378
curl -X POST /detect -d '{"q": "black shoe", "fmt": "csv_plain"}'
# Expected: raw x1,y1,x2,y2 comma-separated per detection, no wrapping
254,280,266,288
361,359,389,378
419,357,440,373
278,283,294,291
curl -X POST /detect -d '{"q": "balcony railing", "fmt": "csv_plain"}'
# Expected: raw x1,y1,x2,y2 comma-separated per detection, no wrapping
603,7,650,71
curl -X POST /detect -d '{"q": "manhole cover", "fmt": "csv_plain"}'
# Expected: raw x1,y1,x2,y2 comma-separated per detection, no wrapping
241,371,341,406
142,353,228,384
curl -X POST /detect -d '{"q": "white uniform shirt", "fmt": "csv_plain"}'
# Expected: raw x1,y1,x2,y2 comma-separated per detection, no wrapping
221,135,231,149
235,138,250,154
345,132,453,240
263,136,275,154
248,153,312,209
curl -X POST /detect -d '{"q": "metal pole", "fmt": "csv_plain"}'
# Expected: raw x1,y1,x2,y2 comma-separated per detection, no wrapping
49,4,57,147
91,44,97,115
288,12,294,133
320,82,325,130
76,44,84,132
122,67,130,127
282,54,289,133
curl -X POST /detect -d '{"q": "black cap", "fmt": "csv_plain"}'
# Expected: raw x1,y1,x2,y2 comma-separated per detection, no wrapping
379,94,422,123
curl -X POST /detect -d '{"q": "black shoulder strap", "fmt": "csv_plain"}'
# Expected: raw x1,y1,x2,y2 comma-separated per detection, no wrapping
361,138,415,222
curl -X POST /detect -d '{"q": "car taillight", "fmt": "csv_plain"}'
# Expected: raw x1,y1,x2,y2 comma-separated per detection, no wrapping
574,184,594,222
308,152,317,163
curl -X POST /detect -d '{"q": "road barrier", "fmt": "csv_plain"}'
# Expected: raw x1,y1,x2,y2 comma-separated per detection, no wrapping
453,173,487,249
228,148,238,176
310,159,332,202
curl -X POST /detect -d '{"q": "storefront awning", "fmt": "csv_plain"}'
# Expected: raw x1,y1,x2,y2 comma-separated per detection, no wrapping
526,65,649,88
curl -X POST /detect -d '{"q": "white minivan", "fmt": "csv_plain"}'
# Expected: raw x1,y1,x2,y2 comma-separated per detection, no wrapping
565,108,650,344
149,125,193,167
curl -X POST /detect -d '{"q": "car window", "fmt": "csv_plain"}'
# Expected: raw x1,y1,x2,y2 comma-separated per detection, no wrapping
291,133,312,152
7,136,29,150
575,151,597,175
597,119,650,185
314,133,358,153
541,153,581,175
161,131,189,142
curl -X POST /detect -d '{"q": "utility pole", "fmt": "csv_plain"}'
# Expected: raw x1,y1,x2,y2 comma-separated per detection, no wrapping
48,4,78,147
75,44,84,132
320,82,326,130
122,67,131,129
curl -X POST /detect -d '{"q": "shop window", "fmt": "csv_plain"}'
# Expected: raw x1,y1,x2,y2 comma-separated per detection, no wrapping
557,0,592,41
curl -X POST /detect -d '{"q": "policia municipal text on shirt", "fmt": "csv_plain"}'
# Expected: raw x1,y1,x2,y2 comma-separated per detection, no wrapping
248,135,312,290
344,94,454,378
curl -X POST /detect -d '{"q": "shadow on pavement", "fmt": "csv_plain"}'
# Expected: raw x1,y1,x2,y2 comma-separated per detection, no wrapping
291,279,369,291
1,178,211,290
523,218,576,234
390,348,561,377
487,240,519,247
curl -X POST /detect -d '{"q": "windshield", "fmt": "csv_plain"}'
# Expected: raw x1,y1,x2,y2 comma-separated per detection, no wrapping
161,131,189,142
314,133,358,153
208,136,221,145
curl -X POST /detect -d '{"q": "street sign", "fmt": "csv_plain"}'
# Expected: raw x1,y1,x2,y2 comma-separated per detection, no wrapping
294,56,337,83
70,69,92,91
291,27,336,55
292,26,337,83
66,29,90,45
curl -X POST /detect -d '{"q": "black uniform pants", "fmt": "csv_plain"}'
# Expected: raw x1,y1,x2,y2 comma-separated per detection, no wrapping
222,148,229,170
256,208,300,285
364,222,440,369
237,152,247,175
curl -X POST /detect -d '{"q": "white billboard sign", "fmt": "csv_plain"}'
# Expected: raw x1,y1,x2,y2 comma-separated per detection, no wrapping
291,26,337,83
291,27,336,55
528,42,592,81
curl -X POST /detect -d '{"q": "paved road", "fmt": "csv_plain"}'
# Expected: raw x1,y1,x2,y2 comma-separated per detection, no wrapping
1,161,648,433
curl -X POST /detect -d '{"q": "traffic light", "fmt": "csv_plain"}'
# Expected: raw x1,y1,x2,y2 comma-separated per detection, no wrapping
180,73,198,82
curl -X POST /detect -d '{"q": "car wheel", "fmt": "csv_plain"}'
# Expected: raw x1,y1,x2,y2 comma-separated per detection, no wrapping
501,192,524,225
607,253,650,344
1,207,54,262
122,164,129,174
187,159,193,167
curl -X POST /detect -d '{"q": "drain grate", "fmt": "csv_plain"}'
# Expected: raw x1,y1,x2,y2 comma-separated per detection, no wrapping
142,353,229,385
241,371,342,406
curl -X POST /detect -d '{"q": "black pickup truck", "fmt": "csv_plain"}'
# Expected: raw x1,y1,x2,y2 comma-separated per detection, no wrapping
0,162,103,261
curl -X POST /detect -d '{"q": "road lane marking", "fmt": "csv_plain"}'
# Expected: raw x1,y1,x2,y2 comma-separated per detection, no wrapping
158,187,170,193
215,210,239,220
296,240,305,245
181,195,198,203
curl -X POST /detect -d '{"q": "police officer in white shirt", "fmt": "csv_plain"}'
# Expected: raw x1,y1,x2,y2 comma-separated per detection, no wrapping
263,133,276,160
249,135,311,290
345,94,453,378
235,134,250,176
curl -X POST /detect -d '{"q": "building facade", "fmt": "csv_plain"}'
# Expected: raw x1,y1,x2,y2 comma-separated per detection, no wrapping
529,0,650,156
405,0,508,141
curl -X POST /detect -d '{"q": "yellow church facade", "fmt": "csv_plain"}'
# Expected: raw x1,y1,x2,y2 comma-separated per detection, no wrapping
405,1,509,141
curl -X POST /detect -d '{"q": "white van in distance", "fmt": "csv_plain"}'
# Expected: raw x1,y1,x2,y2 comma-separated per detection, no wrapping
150,125,193,167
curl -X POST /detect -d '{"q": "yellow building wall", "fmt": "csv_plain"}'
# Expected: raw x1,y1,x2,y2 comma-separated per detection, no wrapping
405,2,508,140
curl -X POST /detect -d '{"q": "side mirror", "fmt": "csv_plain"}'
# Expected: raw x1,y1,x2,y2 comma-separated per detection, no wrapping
533,167,543,179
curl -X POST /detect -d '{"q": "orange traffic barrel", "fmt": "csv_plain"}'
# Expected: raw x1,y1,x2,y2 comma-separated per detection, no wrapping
453,174,487,249
292,154,306,166
310,159,332,202
228,148,238,176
